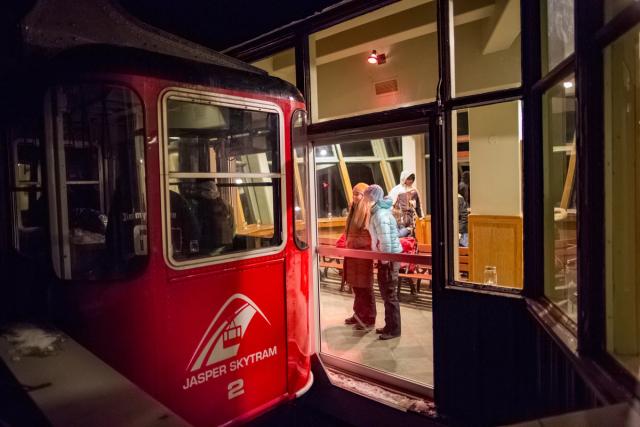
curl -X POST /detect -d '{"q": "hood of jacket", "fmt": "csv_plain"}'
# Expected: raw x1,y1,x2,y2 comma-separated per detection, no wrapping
372,198,393,213
399,170,416,186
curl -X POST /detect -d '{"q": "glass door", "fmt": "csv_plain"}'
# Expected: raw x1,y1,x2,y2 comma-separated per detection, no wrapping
313,126,434,397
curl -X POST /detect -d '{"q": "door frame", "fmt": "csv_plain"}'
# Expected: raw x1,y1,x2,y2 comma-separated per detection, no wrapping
309,117,439,399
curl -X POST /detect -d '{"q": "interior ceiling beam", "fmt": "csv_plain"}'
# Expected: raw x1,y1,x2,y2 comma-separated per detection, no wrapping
482,0,520,54
313,5,494,67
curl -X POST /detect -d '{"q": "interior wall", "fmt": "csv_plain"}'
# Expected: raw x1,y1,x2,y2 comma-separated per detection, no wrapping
251,49,296,86
454,19,521,96
468,101,522,216
315,32,438,120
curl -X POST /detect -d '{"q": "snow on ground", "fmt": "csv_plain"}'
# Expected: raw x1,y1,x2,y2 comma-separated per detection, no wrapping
1,324,64,360
326,368,436,417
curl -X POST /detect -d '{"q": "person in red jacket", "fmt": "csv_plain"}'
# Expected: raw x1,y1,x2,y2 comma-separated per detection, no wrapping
343,182,376,330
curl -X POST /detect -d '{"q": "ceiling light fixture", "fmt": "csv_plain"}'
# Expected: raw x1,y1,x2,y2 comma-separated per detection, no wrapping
367,50,386,65
563,81,574,89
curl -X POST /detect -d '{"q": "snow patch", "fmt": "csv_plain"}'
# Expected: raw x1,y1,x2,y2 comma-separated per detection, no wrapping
326,369,436,417
1,324,64,361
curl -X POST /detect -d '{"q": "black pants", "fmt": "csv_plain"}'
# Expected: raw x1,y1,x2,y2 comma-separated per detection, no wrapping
353,287,376,325
377,261,401,335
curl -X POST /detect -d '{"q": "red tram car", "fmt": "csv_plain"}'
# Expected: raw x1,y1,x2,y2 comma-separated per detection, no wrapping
5,42,312,426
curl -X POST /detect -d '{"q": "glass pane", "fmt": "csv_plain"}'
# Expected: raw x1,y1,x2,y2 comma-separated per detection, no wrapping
605,0,638,23
389,160,402,184
12,190,47,257
340,140,374,157
452,101,523,288
251,48,297,86
309,0,438,122
55,84,147,280
166,99,279,174
64,145,100,181
346,163,384,189
316,163,348,219
605,27,640,377
541,0,575,74
292,110,309,249
384,137,402,157
543,75,577,321
452,0,521,97
168,177,279,262
315,145,336,160
14,139,41,185
316,131,433,389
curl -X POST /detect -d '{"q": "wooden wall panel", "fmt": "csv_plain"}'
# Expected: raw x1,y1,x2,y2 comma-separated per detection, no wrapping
468,214,523,288
415,215,431,245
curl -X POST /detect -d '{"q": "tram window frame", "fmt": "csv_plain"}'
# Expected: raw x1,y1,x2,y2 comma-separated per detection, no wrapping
45,83,149,281
292,109,310,250
8,129,47,258
159,89,287,269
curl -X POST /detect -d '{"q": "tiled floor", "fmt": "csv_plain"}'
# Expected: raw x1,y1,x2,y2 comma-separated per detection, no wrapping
319,287,434,387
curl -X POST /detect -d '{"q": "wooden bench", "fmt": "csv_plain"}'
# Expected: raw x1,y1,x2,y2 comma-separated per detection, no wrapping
318,253,432,295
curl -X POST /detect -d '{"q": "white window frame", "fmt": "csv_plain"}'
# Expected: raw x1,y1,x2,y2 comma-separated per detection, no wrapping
158,88,287,269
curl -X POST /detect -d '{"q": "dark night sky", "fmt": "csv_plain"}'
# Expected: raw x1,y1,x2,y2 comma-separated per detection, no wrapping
1,0,344,53
117,0,344,51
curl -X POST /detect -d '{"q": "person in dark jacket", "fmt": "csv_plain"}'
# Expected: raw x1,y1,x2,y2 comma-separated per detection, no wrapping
343,183,376,330
365,184,402,340
458,194,469,247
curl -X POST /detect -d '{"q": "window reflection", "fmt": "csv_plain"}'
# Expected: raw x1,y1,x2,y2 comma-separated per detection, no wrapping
541,0,574,74
543,75,577,320
605,28,640,376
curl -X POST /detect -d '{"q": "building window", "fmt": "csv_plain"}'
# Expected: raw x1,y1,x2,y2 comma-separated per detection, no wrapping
451,101,523,288
251,48,297,86
47,84,148,280
308,0,438,122
541,0,574,74
543,75,577,321
292,110,309,249
604,26,640,377
162,93,283,267
451,0,522,97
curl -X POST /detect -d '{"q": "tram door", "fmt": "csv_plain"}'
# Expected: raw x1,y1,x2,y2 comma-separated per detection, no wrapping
312,125,435,399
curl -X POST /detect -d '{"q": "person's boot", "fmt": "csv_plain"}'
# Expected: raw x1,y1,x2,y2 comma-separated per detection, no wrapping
379,332,401,340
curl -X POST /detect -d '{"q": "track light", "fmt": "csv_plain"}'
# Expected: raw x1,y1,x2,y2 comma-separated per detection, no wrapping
367,50,386,65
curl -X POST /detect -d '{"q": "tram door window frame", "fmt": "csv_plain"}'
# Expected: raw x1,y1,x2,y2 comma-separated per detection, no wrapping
292,109,310,250
312,123,435,398
159,89,287,269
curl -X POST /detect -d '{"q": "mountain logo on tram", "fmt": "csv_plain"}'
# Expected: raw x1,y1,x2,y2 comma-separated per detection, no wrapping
187,293,271,372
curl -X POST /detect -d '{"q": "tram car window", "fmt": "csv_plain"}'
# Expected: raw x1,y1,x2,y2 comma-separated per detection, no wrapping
163,94,283,265
47,84,147,280
292,110,309,249
9,131,47,258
